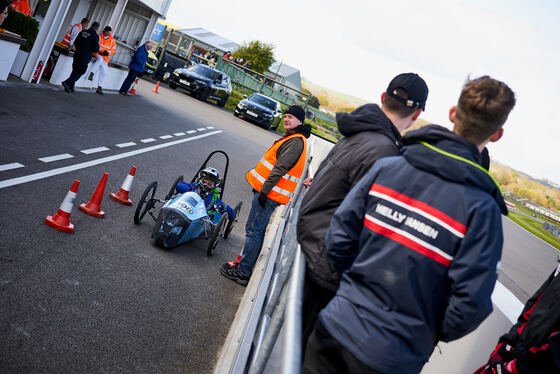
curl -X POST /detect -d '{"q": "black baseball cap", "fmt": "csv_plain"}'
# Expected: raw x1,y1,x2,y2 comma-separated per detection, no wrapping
386,73,429,111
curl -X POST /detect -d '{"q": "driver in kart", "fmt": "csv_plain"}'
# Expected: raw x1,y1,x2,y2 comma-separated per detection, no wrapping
175,167,235,220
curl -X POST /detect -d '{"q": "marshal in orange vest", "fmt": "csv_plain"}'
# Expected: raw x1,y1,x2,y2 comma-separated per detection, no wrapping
246,133,307,205
61,23,82,46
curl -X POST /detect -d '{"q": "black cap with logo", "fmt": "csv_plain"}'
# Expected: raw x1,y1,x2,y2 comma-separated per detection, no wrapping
386,73,429,111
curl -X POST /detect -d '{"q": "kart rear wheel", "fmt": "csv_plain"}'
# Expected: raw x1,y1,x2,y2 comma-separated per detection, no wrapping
223,201,242,239
134,181,158,224
165,175,184,200
207,213,228,256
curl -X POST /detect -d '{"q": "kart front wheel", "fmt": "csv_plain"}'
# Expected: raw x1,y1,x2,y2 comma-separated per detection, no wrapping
134,181,158,224
223,201,242,239
207,213,228,256
165,175,184,200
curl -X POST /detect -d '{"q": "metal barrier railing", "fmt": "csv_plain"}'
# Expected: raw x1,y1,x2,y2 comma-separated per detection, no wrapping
228,144,313,374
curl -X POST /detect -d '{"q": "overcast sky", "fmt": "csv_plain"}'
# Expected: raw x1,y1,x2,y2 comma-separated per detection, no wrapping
166,0,560,185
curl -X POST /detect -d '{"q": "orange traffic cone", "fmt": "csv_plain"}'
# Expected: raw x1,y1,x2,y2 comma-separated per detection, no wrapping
45,179,80,233
110,166,136,205
79,172,109,218
226,254,243,267
152,80,160,94
129,78,139,96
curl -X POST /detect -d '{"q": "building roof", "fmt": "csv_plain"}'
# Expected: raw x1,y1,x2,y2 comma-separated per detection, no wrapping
176,27,239,52
267,60,300,79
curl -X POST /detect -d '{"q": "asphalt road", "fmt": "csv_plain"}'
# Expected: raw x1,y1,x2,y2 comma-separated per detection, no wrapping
0,80,278,373
499,216,559,302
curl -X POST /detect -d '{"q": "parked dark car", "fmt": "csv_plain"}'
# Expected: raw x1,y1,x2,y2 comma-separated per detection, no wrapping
168,64,231,107
234,93,282,130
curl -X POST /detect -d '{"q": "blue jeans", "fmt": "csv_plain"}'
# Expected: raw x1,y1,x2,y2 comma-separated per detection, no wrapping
238,191,281,277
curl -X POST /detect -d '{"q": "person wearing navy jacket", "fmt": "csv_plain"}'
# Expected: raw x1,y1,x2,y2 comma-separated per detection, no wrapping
119,41,152,95
302,76,516,374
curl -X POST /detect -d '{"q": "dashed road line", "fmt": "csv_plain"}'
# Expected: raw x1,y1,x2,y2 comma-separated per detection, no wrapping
38,153,74,163
0,131,223,189
173,132,186,136
186,130,196,134
206,126,214,129
0,163,24,171
81,146,110,155
197,128,206,131
140,138,156,143
159,135,173,139
116,142,137,148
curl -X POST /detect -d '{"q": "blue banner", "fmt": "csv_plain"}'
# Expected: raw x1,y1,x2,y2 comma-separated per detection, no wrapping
151,23,166,42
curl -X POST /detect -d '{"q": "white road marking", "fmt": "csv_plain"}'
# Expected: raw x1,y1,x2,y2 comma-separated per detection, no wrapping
140,138,156,143
206,126,214,129
39,153,74,163
197,128,206,131
0,162,24,171
0,131,223,189
116,142,137,148
173,132,186,136
159,135,173,139
186,130,196,134
81,146,110,155
492,281,524,324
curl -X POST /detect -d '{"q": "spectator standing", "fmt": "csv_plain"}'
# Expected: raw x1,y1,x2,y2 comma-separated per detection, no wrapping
302,76,516,374
61,18,89,50
119,41,151,96
297,73,428,350
61,22,100,93
0,1,12,26
474,263,560,374
221,106,311,286
87,26,116,95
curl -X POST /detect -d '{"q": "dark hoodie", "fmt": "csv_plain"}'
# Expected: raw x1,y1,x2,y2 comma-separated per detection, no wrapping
297,104,401,291
319,124,506,374
261,123,312,196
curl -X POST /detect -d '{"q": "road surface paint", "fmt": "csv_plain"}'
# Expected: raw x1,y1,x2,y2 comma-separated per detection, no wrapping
0,131,222,189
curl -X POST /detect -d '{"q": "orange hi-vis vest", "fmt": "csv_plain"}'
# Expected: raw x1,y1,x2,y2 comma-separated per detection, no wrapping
10,0,32,16
62,23,82,46
246,133,307,205
94,33,117,63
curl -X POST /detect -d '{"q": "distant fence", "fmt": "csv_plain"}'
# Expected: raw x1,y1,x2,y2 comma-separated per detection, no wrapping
215,59,336,125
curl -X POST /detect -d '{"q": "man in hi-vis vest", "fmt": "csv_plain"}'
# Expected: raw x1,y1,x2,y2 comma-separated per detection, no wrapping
87,26,117,95
61,18,89,51
221,105,311,286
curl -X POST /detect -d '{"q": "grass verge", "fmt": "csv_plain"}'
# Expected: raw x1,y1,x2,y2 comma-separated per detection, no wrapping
506,210,560,250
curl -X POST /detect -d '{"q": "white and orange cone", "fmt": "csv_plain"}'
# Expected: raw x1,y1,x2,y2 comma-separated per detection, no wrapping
45,179,80,233
129,78,139,96
110,166,136,205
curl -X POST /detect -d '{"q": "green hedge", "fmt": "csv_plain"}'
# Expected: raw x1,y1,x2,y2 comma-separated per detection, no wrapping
2,8,39,52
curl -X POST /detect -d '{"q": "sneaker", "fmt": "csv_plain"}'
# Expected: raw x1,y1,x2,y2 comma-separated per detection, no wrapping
222,255,242,271
61,81,72,93
96,87,103,95
220,266,249,286
88,72,94,81
119,91,129,96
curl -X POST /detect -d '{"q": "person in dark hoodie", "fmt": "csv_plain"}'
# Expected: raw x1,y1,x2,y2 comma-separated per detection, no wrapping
221,105,312,286
302,76,516,374
297,73,429,350
62,22,100,93
474,261,560,374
